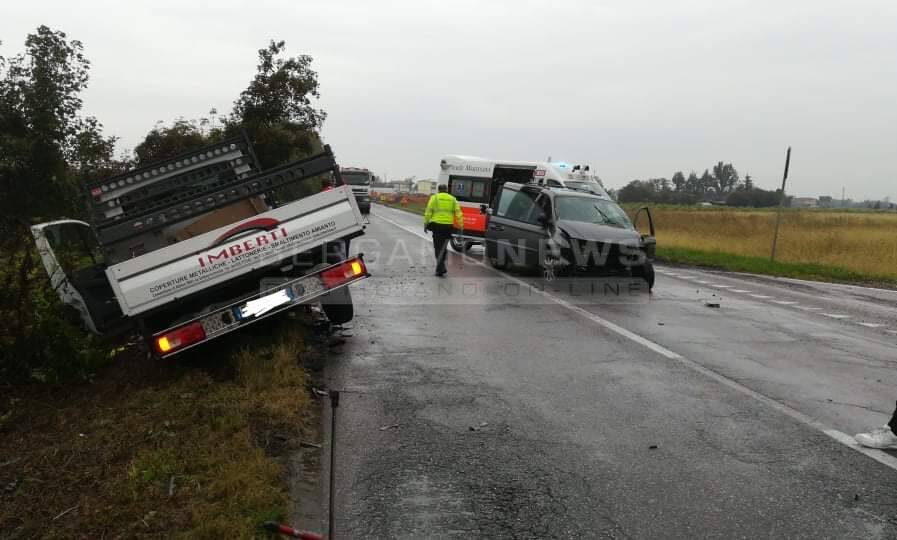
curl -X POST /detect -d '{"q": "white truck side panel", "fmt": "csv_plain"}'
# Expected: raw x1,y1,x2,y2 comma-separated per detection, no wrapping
108,187,364,316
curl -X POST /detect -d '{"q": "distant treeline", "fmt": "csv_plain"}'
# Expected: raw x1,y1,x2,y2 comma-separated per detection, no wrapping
613,162,786,207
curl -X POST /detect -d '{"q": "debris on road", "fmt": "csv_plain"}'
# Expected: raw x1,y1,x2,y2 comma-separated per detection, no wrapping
300,441,323,449
312,387,329,398
705,301,721,308
469,422,489,432
379,423,400,431
649,445,659,449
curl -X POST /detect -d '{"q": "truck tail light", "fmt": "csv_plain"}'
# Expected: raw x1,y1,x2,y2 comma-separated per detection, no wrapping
321,258,366,289
155,322,206,355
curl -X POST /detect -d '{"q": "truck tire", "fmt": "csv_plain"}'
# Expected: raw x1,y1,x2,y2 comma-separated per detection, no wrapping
633,261,655,291
320,285,354,324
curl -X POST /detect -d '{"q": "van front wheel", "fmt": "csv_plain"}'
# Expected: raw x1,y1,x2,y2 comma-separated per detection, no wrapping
450,237,472,252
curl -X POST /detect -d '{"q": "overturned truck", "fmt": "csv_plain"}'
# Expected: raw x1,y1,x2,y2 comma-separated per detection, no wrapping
32,134,369,357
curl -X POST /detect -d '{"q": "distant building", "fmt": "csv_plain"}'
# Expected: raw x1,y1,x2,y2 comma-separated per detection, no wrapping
791,197,819,208
416,179,437,195
818,196,833,208
384,180,413,193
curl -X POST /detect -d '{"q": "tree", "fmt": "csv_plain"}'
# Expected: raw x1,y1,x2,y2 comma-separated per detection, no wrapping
700,169,715,196
1,27,114,381
134,118,212,165
0,26,114,222
743,174,753,191
617,180,655,203
685,171,701,194
227,40,326,169
711,161,740,195
725,187,780,207
671,171,685,192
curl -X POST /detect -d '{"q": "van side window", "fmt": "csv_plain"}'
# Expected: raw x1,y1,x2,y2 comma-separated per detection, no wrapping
496,189,542,224
547,179,562,188
449,176,490,204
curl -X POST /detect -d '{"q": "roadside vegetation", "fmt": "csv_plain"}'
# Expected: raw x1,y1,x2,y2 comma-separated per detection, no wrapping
373,193,428,215
0,315,320,538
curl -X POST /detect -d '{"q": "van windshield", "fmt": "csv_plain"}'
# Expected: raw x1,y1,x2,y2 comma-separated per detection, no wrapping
342,172,371,185
565,181,608,197
556,196,633,229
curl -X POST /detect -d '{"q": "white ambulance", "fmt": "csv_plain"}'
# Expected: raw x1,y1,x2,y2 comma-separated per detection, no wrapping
435,155,608,251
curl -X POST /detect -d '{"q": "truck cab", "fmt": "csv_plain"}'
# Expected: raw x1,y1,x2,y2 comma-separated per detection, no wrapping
340,167,373,214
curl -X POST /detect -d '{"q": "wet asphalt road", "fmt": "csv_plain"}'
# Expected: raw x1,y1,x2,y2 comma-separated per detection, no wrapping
322,204,897,539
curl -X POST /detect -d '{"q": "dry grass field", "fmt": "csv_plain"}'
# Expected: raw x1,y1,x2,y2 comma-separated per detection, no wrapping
627,206,897,284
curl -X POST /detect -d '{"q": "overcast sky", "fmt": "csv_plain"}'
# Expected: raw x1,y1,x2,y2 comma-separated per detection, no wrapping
3,1,896,200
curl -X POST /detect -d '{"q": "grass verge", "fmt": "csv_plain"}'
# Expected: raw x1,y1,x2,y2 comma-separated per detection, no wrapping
376,199,425,215
0,314,319,539
657,246,897,287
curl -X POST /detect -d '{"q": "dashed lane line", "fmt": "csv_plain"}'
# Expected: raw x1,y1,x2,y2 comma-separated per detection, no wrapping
373,207,897,474
823,313,851,319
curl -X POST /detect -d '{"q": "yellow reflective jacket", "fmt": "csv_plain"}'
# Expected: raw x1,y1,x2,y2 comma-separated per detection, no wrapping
424,192,463,227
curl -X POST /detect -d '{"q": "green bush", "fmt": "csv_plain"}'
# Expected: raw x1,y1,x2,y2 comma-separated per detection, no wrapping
0,245,109,382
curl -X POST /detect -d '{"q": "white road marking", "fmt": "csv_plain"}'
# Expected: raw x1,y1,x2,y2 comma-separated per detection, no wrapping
375,207,897,473
750,294,772,299
772,300,798,305
823,313,850,319
712,284,732,288
798,306,823,311
887,330,897,336
858,322,885,328
731,289,751,293
695,280,711,284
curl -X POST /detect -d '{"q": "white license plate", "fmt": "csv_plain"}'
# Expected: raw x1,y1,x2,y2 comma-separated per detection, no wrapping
240,288,293,318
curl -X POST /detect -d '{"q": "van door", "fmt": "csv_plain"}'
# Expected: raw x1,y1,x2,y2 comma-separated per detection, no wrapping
485,185,548,267
31,220,122,334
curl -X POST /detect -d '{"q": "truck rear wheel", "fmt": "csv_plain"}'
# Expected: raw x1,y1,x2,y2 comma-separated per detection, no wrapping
321,286,354,324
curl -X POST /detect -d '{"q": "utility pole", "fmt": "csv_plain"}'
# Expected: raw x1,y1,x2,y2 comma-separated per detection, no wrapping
841,186,846,208
770,147,791,262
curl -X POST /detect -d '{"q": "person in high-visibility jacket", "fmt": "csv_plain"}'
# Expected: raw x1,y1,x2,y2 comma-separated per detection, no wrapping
423,184,463,276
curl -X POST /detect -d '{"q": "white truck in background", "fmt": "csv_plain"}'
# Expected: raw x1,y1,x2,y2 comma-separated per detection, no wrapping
339,167,374,214
31,135,369,357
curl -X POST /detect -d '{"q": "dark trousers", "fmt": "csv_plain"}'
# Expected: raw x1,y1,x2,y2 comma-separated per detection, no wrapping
429,223,454,275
